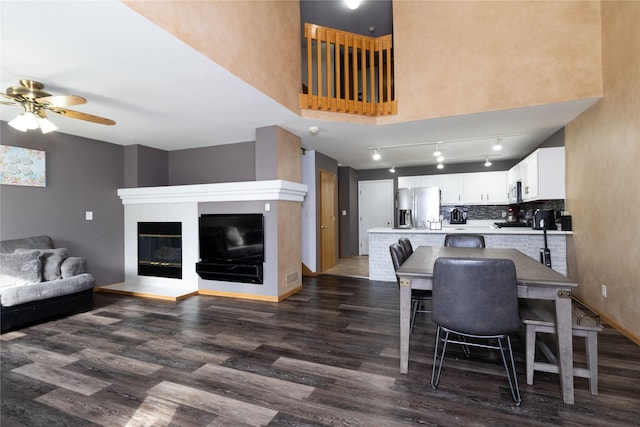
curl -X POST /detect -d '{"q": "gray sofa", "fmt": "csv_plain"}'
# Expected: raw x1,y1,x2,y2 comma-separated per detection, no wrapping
1,235,95,332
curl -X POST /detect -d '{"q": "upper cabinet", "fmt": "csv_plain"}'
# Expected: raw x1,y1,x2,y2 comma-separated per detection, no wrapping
399,171,506,205
420,174,464,205
514,147,565,202
461,171,508,205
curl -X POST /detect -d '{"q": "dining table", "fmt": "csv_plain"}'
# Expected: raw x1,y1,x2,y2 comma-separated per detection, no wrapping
395,246,578,404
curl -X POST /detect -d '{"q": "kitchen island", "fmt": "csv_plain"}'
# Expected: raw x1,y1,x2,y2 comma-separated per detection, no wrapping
369,221,572,281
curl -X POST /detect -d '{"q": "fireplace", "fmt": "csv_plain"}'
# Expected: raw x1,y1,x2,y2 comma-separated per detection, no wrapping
138,222,182,279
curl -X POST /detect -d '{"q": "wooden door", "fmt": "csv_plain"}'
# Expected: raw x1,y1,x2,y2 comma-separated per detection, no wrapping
319,169,337,271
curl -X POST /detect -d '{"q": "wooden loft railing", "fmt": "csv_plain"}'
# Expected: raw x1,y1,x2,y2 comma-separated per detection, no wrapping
300,23,397,117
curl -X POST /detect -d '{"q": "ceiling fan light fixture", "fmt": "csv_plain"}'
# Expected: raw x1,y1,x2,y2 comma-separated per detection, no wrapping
37,116,58,134
346,0,360,10
9,112,39,132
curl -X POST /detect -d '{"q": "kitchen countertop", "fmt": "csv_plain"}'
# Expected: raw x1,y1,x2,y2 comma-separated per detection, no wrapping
368,220,572,235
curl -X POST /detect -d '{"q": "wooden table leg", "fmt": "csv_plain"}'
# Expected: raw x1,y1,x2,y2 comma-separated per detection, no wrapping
555,290,575,404
399,278,411,374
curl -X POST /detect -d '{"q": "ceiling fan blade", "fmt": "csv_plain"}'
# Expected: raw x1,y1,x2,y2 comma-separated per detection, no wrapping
1,100,17,106
49,107,116,126
36,94,87,107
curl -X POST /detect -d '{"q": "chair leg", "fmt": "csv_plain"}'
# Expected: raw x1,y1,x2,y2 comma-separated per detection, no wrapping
497,336,522,406
431,327,449,389
410,301,418,333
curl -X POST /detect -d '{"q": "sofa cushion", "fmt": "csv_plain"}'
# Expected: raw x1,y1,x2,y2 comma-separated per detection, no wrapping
16,248,68,281
0,273,95,307
0,236,54,254
0,250,42,287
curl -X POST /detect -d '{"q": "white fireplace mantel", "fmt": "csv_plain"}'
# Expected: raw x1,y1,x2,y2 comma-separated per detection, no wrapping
117,180,308,204
100,179,308,300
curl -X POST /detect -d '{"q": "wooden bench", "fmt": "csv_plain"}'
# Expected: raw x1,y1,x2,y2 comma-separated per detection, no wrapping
519,298,602,395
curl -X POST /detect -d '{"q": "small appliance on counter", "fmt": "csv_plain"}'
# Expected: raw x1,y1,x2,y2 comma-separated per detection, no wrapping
559,214,572,231
533,209,557,230
505,205,520,223
450,208,466,225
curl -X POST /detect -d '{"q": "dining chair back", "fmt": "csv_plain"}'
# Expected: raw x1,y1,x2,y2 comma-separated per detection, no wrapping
389,242,431,332
443,234,486,248
389,243,406,279
398,238,413,257
430,257,522,406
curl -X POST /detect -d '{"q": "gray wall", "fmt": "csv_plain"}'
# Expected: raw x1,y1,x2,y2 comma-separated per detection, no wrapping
124,145,168,188
0,121,125,285
338,166,359,257
169,142,255,185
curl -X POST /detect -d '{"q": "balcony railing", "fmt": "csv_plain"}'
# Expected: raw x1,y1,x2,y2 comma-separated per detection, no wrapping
300,23,397,117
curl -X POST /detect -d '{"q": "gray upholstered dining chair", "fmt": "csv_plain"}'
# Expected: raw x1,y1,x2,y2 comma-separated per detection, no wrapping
398,237,413,257
430,257,522,406
389,243,431,332
443,233,486,248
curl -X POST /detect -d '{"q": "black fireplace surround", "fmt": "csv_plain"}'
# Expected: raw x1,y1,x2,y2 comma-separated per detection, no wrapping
138,222,182,279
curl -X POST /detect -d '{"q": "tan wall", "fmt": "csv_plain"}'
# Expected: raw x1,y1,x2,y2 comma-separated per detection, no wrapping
124,0,301,114
276,127,301,183
389,0,603,123
565,2,640,341
278,201,302,297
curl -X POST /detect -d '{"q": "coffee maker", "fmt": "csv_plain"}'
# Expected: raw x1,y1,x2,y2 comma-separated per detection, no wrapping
533,209,557,230
450,208,466,224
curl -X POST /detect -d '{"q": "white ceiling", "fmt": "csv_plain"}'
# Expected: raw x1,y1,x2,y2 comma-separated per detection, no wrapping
1,1,598,171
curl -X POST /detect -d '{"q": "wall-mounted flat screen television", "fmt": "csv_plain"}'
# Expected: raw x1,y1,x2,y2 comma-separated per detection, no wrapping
199,214,264,264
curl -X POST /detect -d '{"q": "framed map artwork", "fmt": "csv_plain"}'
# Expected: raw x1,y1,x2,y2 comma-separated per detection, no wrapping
0,145,46,187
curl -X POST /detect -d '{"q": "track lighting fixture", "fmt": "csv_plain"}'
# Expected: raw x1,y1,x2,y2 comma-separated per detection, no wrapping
484,157,492,167
389,166,396,173
372,148,381,161
437,163,444,170
433,143,442,157
493,136,503,151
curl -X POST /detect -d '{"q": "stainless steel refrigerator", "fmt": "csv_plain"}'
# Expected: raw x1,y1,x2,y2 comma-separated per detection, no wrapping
396,186,441,229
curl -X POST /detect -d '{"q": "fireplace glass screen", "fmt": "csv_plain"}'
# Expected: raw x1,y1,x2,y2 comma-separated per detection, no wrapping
138,222,182,279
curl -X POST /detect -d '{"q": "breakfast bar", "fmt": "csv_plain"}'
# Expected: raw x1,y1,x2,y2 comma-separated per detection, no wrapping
368,222,572,282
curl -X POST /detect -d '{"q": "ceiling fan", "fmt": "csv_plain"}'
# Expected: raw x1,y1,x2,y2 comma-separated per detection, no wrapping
1,79,115,133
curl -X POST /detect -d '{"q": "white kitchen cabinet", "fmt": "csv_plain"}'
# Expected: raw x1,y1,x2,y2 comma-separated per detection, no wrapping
421,174,463,205
521,147,565,201
462,171,508,205
397,176,421,188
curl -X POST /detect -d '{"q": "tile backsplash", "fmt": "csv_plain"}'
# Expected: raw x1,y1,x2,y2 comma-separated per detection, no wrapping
441,200,565,222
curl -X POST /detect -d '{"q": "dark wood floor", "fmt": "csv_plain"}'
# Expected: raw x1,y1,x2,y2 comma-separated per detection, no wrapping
2,274,639,426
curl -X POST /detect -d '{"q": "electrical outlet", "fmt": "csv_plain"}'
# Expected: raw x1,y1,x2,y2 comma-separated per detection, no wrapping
601,284,607,298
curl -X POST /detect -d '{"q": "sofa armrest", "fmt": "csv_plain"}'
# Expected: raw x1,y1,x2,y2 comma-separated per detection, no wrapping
61,257,87,278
